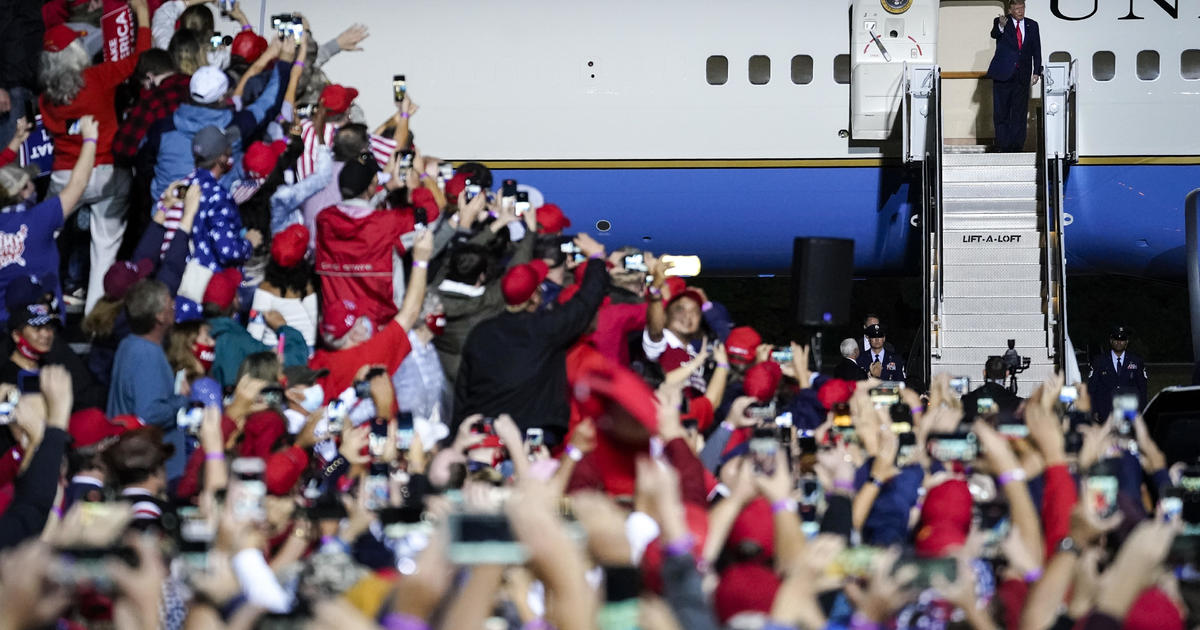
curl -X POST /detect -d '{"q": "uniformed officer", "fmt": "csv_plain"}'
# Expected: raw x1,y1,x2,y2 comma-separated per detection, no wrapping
1086,325,1148,422
856,324,906,382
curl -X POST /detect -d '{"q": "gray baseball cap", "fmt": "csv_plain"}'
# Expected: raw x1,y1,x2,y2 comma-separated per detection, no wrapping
192,125,235,162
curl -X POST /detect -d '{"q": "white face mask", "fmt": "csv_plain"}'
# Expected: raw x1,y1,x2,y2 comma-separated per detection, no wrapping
300,385,325,413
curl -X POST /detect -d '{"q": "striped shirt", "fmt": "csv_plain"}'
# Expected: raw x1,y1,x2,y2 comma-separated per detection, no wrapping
296,119,396,181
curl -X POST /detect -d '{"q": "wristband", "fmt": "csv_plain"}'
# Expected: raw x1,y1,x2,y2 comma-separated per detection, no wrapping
701,301,713,312
834,479,856,493
521,620,553,630
1023,568,1044,583
240,24,253,31
205,451,225,462
381,613,430,630
588,251,605,260
82,138,97,145
413,260,428,269
771,498,797,515
868,475,886,488
662,534,695,557
720,421,735,433
716,362,731,370
645,286,663,301
218,593,247,623
565,445,583,462
911,405,926,414
849,612,883,630
400,112,410,119
997,468,1027,487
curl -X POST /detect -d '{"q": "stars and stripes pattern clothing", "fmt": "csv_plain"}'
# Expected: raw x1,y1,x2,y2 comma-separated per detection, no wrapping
295,119,395,181
176,168,254,320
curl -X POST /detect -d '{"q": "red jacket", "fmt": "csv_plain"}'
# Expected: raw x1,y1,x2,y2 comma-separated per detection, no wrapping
39,26,151,170
315,202,414,327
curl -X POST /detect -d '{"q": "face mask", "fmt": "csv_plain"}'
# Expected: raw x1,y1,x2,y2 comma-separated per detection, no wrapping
193,341,216,372
424,312,446,336
16,335,46,361
299,385,324,413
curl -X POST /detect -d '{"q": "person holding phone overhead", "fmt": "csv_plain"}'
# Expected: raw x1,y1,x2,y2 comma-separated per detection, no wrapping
986,0,1043,153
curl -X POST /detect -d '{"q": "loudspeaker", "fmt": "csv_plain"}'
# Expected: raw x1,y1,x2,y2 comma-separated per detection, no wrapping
790,237,854,327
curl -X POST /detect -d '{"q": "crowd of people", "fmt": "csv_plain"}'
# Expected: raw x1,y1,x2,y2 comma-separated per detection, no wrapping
0,1,1197,629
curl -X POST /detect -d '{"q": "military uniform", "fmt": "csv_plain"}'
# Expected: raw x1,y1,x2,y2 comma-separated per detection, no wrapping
1087,342,1148,422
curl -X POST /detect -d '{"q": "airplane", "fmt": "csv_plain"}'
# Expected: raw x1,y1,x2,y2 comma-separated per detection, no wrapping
203,0,1197,280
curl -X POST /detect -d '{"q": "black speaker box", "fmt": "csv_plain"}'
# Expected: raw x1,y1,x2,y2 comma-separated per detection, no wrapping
790,237,854,327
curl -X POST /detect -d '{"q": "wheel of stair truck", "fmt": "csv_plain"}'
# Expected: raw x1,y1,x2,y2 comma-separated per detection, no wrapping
882,0,914,14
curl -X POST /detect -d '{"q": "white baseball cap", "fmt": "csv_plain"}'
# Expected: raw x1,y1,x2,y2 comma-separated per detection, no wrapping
189,66,229,105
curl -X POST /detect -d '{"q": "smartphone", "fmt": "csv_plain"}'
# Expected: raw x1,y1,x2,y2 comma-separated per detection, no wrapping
749,429,778,476
771,346,794,364
895,431,918,467
210,33,224,48
976,397,998,416
745,402,777,420
1180,465,1200,534
618,252,647,273
325,399,347,436
997,416,1029,439
660,255,701,278
890,403,913,433
799,474,822,506
271,14,288,35
514,191,530,217
396,412,414,451
182,402,205,435
364,466,390,511
500,179,518,199
219,0,233,13
525,428,544,448
560,239,583,260
176,507,214,576
949,376,971,397
895,556,957,590
869,385,901,408
1084,463,1119,519
395,149,414,171
831,402,855,440
0,390,18,424
369,419,389,460
927,432,979,462
288,16,304,40
1161,487,1184,523
472,417,496,435
447,512,528,565
1113,393,1139,421
392,74,407,102
229,458,267,522
797,431,817,455
1059,386,1078,405
24,99,35,123
67,119,81,135
50,546,138,594
16,370,40,395
976,500,1011,558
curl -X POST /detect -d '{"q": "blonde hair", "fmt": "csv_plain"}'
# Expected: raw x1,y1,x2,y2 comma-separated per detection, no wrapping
82,297,123,339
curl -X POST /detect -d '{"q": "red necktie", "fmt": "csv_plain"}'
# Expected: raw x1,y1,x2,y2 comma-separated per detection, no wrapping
1016,21,1023,49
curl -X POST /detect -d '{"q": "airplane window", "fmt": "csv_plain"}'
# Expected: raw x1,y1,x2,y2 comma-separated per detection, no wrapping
706,56,728,85
1136,50,1159,81
1183,50,1200,80
834,54,850,84
1049,51,1072,63
749,55,771,85
791,55,814,84
1092,51,1116,82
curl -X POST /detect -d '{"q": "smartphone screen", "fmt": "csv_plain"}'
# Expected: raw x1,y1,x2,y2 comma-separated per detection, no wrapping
16,370,39,395
447,512,528,565
396,412,414,451
623,253,648,272
67,119,81,135
229,458,266,522
392,74,407,102
500,179,518,198
771,347,793,364
926,432,979,461
977,397,998,416
869,385,900,408
369,419,389,460
364,470,390,510
749,428,778,476
949,376,971,397
1085,474,1119,519
514,191,530,216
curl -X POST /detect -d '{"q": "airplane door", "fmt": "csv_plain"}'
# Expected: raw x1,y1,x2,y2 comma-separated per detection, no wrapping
850,0,939,140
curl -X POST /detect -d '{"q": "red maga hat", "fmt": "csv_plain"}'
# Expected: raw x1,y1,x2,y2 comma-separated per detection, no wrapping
244,140,287,179
725,326,761,366
203,268,243,310
320,84,359,114
501,262,549,306
271,224,309,268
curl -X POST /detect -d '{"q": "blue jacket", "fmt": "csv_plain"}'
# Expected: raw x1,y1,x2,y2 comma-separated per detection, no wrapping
149,62,287,200
986,16,1043,82
108,335,189,480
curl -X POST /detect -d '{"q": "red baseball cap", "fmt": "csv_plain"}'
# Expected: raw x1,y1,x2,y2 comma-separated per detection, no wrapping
231,31,268,63
536,203,571,234
445,172,468,199
270,224,309,268
322,299,362,339
320,84,359,114
573,363,658,435
501,262,549,306
203,268,242,310
665,277,704,308
817,378,856,409
244,140,287,179
43,24,81,52
658,347,692,374
725,326,761,366
69,409,144,450
743,361,782,402
713,561,781,623
914,479,973,557
103,259,153,300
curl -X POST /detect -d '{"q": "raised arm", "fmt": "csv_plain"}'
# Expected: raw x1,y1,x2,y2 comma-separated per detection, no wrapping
395,230,433,331
57,116,98,217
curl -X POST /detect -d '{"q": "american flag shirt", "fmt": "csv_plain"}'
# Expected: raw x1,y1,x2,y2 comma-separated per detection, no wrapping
295,119,396,181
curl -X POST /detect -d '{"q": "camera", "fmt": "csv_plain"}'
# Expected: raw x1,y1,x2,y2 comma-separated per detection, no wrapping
392,75,406,102
1000,339,1030,394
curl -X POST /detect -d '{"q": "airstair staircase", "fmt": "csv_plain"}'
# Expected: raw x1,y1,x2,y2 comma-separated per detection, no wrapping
902,62,1079,396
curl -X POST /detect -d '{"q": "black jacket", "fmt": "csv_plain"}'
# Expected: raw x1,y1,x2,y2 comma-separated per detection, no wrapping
1087,351,1148,421
834,357,868,381
453,258,609,434
856,348,906,382
0,428,67,550
961,381,1023,422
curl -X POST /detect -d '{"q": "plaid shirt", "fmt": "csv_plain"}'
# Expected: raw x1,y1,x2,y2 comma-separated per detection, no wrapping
112,73,192,164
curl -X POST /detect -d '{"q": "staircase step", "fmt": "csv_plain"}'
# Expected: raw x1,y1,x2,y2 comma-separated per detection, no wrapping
938,313,1045,331
943,144,990,154
943,165,1037,183
929,365,1060,397
937,329,1047,348
943,213,1039,230
941,247,1042,266
942,152,1037,167
942,264,1041,282
942,230,1041,248
944,198,1038,214
939,280,1042,298
930,346,1049,364
940,296,1044,314
943,181,1038,199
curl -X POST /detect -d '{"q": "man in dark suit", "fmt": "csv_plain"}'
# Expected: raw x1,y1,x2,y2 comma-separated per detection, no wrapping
986,0,1043,152
961,356,1023,422
835,337,868,381
856,325,905,382
1087,325,1149,422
